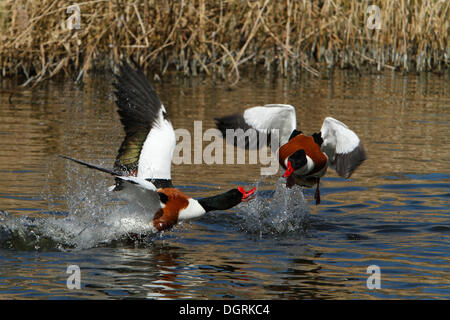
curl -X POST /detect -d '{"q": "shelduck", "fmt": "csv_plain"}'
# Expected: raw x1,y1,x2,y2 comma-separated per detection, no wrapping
61,62,255,232
215,104,366,205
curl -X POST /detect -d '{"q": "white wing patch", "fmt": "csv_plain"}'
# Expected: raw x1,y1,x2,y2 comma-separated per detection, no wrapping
321,117,360,155
138,105,176,180
320,117,366,178
243,104,297,146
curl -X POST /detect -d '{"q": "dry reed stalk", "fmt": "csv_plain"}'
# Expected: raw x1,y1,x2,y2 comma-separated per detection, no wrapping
0,0,447,87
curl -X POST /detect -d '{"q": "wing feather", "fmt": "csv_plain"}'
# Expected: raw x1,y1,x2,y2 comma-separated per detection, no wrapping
320,117,366,178
113,61,175,180
215,104,297,149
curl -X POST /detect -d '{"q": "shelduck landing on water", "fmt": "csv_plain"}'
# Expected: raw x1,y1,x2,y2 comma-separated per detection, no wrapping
61,61,255,233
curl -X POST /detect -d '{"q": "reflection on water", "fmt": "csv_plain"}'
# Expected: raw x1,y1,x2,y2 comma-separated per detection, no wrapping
0,71,449,299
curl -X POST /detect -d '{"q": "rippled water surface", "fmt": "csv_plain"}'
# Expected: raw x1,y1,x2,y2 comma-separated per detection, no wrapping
0,71,449,299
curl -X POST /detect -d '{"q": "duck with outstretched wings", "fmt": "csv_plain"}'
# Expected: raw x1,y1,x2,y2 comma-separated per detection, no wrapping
215,104,366,205
61,62,255,232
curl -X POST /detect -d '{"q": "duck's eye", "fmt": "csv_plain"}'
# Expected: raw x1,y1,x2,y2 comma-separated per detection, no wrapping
158,192,169,204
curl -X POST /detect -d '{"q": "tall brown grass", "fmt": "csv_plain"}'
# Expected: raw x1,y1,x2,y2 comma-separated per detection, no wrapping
0,0,448,86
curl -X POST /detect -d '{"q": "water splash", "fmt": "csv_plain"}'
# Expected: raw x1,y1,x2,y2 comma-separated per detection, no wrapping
0,199,158,251
237,178,310,236
0,163,160,251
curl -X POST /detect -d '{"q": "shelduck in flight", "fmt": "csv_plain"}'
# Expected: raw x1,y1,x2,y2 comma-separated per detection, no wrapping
215,104,366,205
61,61,255,233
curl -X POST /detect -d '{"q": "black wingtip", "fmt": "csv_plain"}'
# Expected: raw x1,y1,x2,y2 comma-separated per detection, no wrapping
113,60,161,119
215,113,272,150
112,58,166,175
214,112,249,141
59,155,119,177
214,116,232,138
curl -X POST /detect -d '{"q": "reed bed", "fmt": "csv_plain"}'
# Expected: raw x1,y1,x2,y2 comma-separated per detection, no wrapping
0,0,448,86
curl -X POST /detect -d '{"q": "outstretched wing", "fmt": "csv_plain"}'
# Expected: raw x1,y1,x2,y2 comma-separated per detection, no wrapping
215,104,297,149
113,62,175,181
320,117,366,178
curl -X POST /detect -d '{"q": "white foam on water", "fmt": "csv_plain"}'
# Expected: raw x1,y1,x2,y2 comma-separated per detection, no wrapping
0,163,161,250
237,177,310,236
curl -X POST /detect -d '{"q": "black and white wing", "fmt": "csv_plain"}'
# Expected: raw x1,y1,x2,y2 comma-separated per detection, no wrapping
215,104,297,149
113,62,175,185
320,117,367,178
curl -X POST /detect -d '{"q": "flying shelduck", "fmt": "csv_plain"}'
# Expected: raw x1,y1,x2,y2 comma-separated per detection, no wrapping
215,104,366,205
